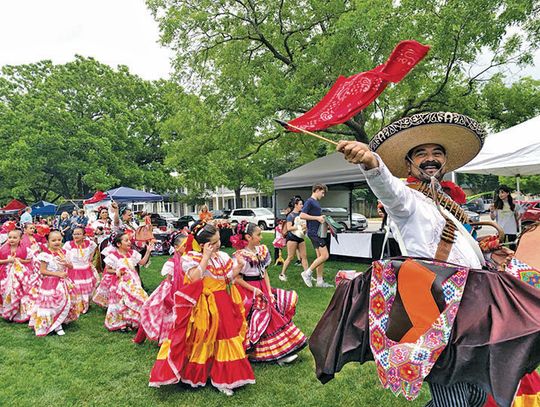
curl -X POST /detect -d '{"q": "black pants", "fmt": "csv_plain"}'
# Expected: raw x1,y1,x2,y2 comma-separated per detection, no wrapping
426,383,487,407
506,234,517,251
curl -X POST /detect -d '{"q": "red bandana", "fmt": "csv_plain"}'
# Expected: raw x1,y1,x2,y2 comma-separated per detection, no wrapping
406,177,467,205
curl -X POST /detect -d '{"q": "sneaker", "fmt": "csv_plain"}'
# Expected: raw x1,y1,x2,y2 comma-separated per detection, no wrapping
278,274,287,282
316,281,333,288
219,388,234,396
294,260,301,266
300,270,313,287
55,327,65,336
277,354,298,366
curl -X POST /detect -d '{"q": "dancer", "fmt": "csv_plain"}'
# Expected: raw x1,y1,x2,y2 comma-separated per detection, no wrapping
0,229,38,322
92,231,152,331
134,231,189,344
29,230,84,336
310,112,540,407
232,222,306,364
20,223,43,261
63,227,98,313
279,197,309,281
149,223,255,396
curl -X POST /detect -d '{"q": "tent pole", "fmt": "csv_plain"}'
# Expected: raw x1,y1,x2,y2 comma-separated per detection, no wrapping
516,175,521,195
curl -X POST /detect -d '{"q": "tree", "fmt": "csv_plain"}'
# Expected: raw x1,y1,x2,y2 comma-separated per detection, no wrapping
0,57,179,203
147,0,540,195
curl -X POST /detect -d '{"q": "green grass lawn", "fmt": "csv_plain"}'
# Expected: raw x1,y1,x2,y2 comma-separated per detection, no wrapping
0,233,432,406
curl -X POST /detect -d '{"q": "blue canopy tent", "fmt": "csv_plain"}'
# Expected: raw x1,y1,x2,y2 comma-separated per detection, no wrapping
106,187,163,202
31,201,58,216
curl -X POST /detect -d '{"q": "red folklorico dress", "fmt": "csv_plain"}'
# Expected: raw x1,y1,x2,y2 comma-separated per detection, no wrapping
149,250,255,392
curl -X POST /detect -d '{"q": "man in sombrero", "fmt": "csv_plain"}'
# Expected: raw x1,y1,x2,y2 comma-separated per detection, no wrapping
308,112,540,407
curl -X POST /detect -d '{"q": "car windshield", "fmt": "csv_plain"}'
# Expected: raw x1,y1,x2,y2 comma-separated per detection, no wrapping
253,208,273,216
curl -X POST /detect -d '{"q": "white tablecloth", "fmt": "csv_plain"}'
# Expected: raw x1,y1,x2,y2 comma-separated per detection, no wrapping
330,233,372,258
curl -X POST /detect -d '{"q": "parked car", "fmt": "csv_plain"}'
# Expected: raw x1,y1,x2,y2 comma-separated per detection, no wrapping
462,198,485,214
148,213,168,229
211,209,231,219
321,207,368,231
174,214,198,230
229,208,275,230
518,200,540,227
158,212,179,229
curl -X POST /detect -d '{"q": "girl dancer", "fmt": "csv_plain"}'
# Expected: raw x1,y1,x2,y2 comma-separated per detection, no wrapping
29,230,84,336
92,231,152,331
149,224,255,396
232,222,306,364
0,229,38,322
63,227,98,313
134,231,189,344
20,223,43,261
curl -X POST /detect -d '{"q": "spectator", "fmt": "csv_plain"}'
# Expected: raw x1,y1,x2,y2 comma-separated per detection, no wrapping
300,184,332,288
490,185,520,250
199,204,213,222
20,207,33,226
76,209,89,228
59,211,72,242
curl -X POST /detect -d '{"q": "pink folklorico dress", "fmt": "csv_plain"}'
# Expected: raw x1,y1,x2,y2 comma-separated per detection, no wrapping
29,249,84,336
20,234,44,270
0,243,39,322
235,245,307,362
63,239,99,313
134,253,184,344
92,248,148,331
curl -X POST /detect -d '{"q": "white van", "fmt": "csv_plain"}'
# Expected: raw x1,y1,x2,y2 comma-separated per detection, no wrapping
229,208,275,230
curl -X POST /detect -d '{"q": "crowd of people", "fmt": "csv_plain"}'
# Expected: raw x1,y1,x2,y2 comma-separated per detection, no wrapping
1,112,539,405
0,199,310,396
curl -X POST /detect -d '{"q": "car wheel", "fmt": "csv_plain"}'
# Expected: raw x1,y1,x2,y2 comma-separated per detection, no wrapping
258,221,267,230
339,222,348,230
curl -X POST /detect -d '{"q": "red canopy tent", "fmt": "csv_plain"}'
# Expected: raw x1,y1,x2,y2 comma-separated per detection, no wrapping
0,199,27,214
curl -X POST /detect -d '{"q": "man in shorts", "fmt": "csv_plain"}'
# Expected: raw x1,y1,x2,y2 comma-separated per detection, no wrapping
300,184,332,288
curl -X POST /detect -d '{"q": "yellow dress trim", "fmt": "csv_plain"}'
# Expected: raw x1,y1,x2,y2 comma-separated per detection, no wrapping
156,339,171,360
513,394,540,407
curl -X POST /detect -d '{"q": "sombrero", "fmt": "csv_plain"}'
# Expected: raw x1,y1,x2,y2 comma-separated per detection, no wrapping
369,112,487,178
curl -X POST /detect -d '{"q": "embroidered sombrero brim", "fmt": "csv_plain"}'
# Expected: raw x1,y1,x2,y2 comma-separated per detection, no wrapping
369,112,487,178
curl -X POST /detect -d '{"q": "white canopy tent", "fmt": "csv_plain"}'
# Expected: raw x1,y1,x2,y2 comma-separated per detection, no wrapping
456,115,540,192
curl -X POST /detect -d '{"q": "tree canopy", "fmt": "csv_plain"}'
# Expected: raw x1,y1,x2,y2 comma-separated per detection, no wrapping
0,57,180,203
147,0,540,196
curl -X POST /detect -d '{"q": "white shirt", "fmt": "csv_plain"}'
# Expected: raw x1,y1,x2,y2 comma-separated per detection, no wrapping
493,202,518,235
63,239,97,269
359,155,482,269
20,212,32,224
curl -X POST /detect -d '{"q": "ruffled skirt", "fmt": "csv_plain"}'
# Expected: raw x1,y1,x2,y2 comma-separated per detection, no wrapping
137,278,174,344
1,263,39,322
68,265,99,313
149,278,255,391
239,281,306,362
92,269,148,331
29,276,84,336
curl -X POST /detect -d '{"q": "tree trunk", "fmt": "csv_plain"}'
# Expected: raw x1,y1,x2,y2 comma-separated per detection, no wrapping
234,187,242,209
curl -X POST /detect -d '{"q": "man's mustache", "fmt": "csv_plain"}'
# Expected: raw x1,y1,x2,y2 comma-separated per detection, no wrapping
419,160,442,170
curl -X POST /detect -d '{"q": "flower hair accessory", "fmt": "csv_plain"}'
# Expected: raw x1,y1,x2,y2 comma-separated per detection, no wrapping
231,220,249,250
2,221,17,233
